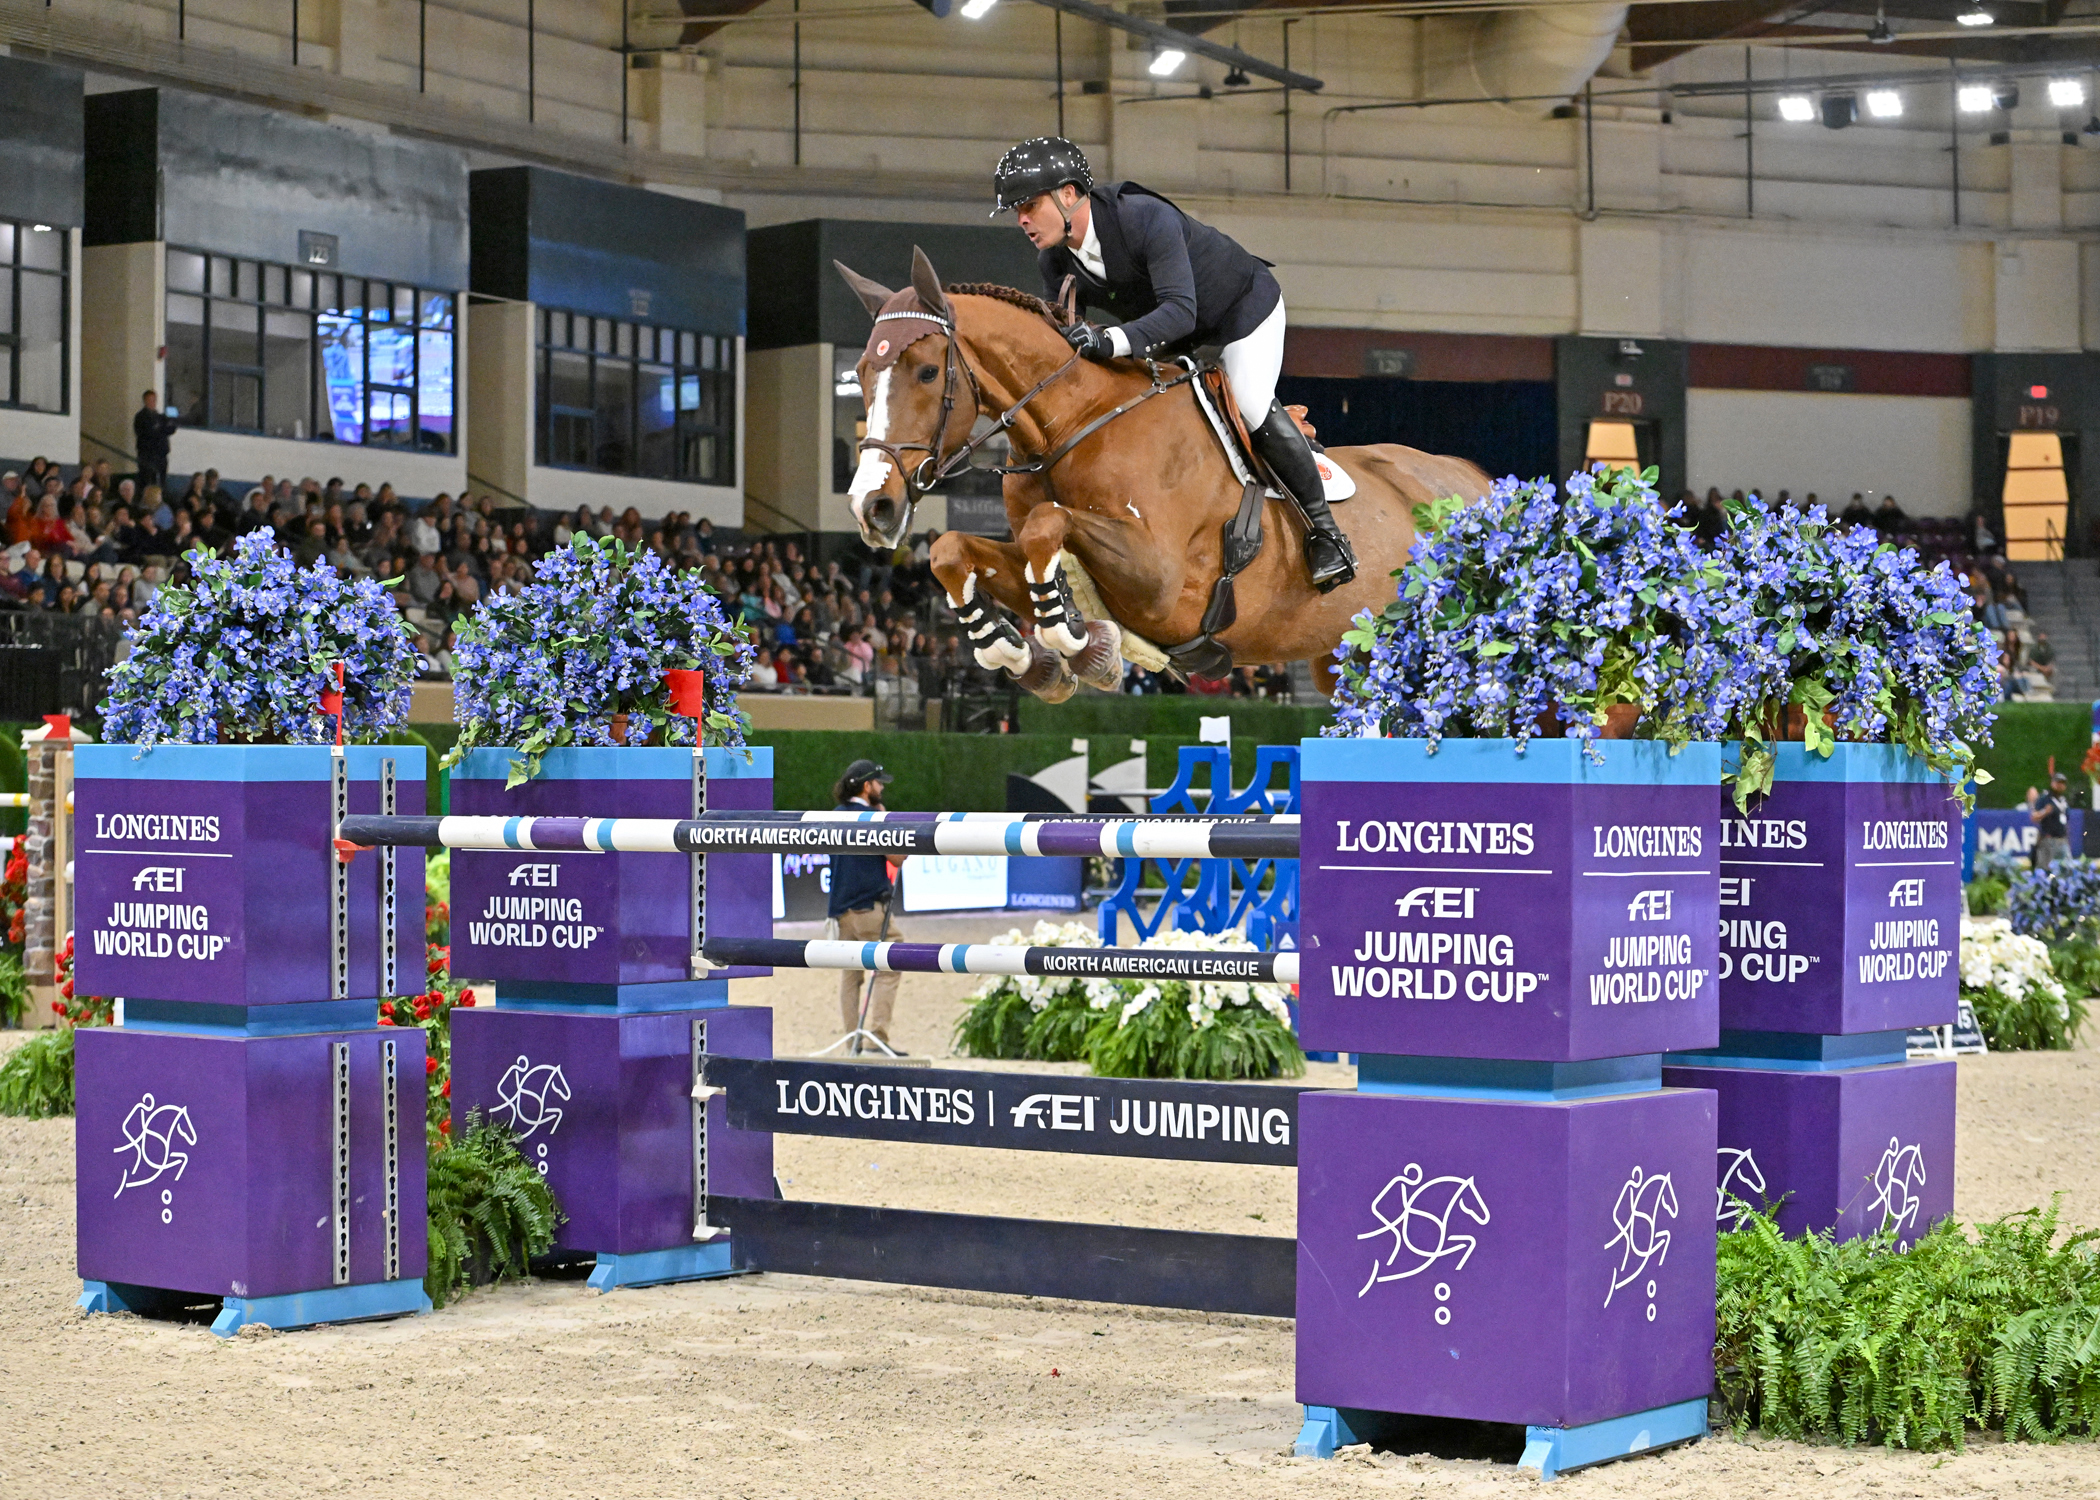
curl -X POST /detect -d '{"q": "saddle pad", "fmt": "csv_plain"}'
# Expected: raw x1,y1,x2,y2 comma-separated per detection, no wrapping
1190,375,1357,503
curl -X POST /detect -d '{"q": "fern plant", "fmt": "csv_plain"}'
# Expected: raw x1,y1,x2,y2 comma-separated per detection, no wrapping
0,1029,74,1118
1717,1200,2100,1450
425,1110,564,1309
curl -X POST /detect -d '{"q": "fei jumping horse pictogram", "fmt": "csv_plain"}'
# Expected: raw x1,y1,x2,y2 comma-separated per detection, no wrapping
113,1092,196,1199
1604,1165,1678,1307
1715,1146,1766,1231
493,1056,571,1141
1868,1136,1927,1241
1356,1162,1491,1298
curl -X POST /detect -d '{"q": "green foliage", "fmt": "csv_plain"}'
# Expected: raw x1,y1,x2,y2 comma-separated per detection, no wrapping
1968,983,2089,1052
2051,939,2100,1002
950,982,1036,1061
1717,1202,2100,1450
0,1029,75,1118
0,950,25,1029
1967,877,2009,917
1084,992,1305,1082
424,1111,564,1309
1973,702,2093,810
1021,991,1096,1063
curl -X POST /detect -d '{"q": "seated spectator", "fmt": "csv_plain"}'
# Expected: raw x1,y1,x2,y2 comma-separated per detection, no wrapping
409,505,441,556
749,648,780,688
1,474,26,544
28,495,68,556
2029,630,2057,681
3,546,40,602
51,581,77,615
1872,495,1911,535
1839,493,1873,528
407,552,444,606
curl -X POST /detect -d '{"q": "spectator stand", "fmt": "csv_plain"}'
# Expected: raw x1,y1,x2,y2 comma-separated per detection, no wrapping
1096,744,1300,951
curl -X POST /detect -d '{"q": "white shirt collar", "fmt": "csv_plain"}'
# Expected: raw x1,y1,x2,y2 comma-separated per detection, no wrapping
1073,212,1106,279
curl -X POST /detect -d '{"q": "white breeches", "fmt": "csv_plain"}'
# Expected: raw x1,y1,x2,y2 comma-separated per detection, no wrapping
1220,298,1287,427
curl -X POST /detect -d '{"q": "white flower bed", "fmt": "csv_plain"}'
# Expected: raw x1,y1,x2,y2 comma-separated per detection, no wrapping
967,920,1099,1012
1081,928,1296,1030
1960,916,2065,1005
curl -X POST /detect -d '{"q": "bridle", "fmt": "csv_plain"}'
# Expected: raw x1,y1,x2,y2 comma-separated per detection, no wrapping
854,302,1197,507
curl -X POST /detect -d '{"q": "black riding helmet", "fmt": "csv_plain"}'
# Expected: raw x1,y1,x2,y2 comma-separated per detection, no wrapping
991,137,1094,218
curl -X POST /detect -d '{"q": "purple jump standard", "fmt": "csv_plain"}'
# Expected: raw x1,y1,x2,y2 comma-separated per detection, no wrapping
72,743,432,1336
1292,737,1724,1480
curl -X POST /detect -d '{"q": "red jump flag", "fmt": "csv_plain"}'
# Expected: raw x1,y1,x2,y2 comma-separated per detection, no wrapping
665,668,707,719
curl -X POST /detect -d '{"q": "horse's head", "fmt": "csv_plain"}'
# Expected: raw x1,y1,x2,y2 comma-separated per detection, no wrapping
833,247,976,552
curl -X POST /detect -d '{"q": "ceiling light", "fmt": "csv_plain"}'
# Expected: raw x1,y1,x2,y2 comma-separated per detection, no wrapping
1956,5,1993,23
1777,94,1815,121
2049,78,2086,108
1866,17,1893,41
1996,82,2021,110
1958,83,1995,112
1822,93,1857,128
959,0,997,16
1223,66,1251,87
2086,113,2100,136
1865,89,1903,118
1149,48,1186,76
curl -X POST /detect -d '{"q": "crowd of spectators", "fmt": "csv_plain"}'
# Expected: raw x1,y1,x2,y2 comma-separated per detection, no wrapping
0,450,1306,703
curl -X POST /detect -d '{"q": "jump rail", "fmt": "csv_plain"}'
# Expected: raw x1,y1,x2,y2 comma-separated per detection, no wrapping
337,812,1301,861
700,935,1301,986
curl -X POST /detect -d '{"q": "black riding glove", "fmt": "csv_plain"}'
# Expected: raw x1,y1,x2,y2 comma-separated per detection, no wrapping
1063,321,1116,362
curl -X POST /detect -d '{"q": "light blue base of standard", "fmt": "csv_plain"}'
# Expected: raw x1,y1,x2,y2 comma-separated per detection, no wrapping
1294,1397,1707,1479
124,998,381,1037
1356,1052,1662,1101
586,1240,739,1292
494,980,731,1014
1665,1029,1909,1072
79,1277,431,1337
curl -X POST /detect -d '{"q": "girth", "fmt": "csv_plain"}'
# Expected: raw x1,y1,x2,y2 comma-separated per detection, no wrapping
1160,477,1266,681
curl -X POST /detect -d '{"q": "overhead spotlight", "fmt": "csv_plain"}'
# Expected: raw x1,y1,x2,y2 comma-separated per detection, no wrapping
959,0,997,16
1995,82,2021,110
1777,94,1816,121
1865,88,1903,118
1958,83,1995,112
1955,5,1993,23
1822,92,1858,128
1867,16,1893,41
1148,47,1186,76
1223,66,1251,87
2086,113,2100,136
2049,78,2087,108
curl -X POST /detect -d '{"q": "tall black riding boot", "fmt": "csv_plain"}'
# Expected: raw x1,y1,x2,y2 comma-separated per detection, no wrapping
1250,400,1356,592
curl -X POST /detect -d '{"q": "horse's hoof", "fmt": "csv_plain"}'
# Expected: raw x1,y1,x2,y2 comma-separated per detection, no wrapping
1016,639,1078,703
1066,620,1125,692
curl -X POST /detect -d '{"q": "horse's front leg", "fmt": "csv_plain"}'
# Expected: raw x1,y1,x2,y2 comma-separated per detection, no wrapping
930,530,1076,703
1016,504,1124,692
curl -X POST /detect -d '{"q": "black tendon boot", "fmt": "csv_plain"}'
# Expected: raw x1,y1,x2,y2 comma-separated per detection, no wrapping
1250,400,1356,592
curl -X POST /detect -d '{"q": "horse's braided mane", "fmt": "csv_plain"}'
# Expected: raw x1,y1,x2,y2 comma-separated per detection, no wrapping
944,282,1068,326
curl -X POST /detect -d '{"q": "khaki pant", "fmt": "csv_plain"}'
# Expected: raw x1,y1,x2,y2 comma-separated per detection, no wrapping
835,902,898,1044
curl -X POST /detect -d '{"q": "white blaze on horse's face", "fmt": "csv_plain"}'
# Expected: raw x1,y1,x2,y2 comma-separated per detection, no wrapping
848,366,902,542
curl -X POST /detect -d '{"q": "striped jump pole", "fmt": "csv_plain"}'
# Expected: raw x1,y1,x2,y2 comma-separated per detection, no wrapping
699,935,1300,986
335,811,1301,862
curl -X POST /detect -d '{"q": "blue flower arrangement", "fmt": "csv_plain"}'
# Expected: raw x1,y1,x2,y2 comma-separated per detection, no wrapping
1696,497,1996,806
1328,466,1723,750
2006,858,2100,945
1329,473,1996,810
448,535,754,786
101,532,417,747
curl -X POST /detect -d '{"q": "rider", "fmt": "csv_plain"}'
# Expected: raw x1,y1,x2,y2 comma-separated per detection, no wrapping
990,136,1357,593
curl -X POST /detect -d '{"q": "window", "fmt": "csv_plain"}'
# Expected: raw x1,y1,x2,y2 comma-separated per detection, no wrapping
163,246,456,452
536,308,734,486
0,220,70,414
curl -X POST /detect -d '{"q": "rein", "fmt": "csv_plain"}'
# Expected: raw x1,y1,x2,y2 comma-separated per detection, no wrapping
854,305,1194,499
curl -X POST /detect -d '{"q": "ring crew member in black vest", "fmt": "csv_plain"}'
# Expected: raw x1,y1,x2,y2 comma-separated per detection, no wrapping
992,136,1357,593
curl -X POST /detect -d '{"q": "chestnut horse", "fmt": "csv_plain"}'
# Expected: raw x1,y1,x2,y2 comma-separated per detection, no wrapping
838,248,1490,701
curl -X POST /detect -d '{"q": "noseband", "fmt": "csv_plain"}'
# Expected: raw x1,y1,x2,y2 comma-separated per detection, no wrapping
854,303,1193,502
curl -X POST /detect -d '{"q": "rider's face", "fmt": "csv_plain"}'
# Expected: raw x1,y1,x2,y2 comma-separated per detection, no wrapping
1013,188,1079,250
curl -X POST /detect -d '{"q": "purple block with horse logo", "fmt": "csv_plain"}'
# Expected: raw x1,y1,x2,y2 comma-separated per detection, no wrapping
1297,738,1721,1062
448,746,773,989
1718,745,1961,1035
74,745,427,1005
75,1023,427,1300
448,998,774,1260
1662,1053,1956,1247
1296,1085,1717,1429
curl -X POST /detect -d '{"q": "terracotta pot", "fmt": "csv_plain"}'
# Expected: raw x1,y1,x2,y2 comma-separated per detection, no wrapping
1780,706,1840,741
608,712,629,746
1534,703,1642,739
